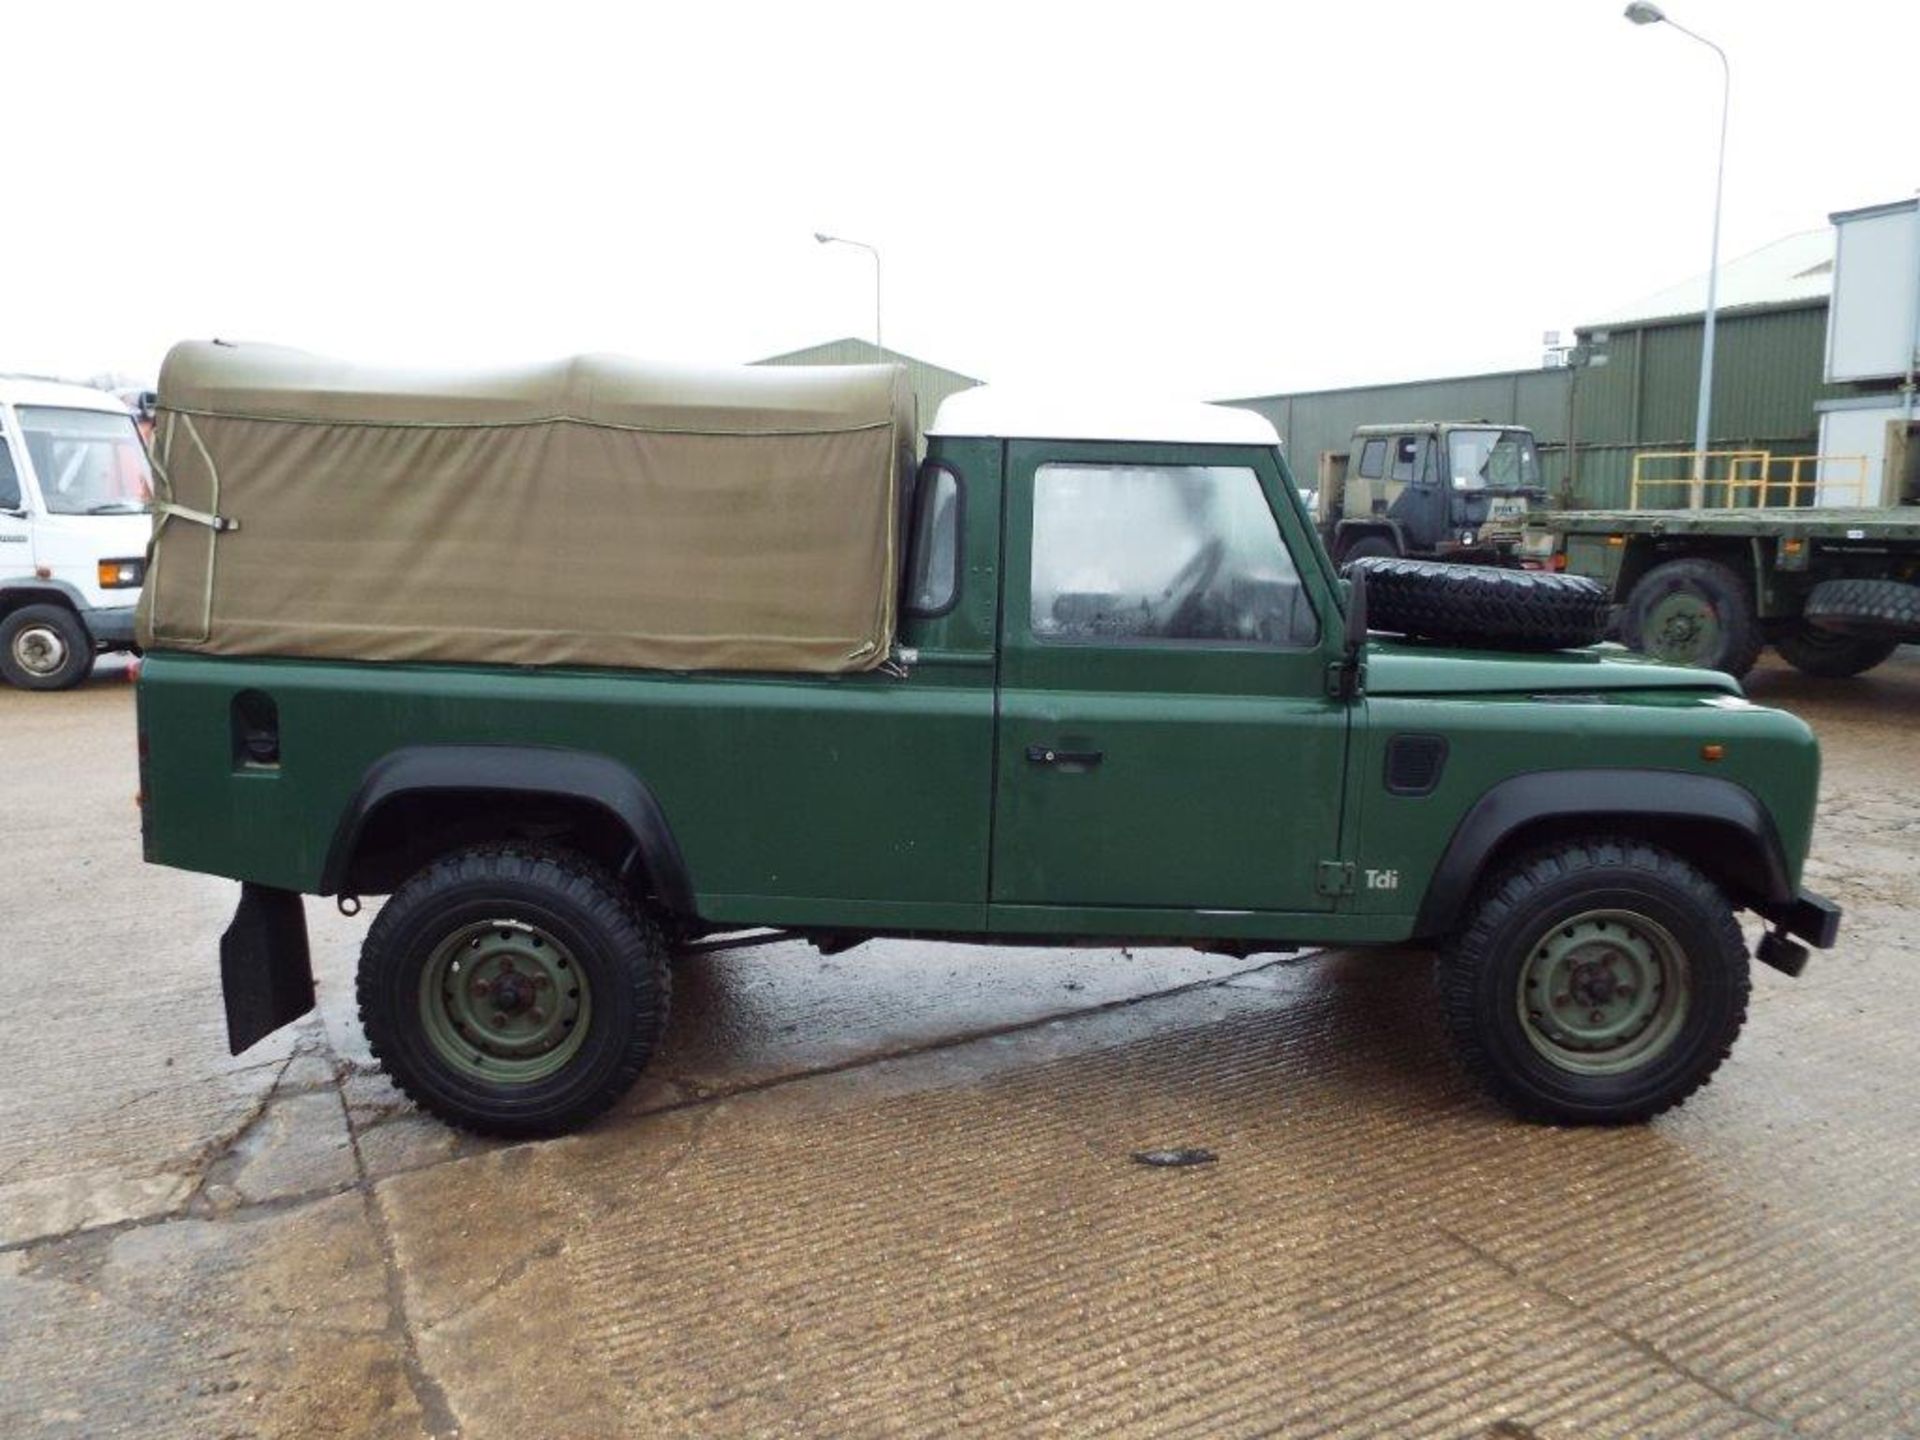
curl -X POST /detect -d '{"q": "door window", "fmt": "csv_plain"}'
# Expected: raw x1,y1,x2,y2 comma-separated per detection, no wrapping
1390,435,1419,482
0,442,20,511
1030,463,1317,647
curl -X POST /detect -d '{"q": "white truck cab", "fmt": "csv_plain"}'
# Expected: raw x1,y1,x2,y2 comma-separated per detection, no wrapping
0,377,153,689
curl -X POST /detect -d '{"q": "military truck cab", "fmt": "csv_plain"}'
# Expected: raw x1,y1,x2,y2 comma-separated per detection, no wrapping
1323,421,1544,565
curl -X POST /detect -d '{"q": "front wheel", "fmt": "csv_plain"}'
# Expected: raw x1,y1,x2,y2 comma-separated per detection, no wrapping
1340,535,1399,563
358,845,670,1137
0,604,93,690
1436,839,1749,1125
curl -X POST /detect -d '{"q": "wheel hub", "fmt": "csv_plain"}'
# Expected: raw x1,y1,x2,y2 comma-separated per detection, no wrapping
1646,591,1719,664
1518,910,1690,1075
14,625,67,676
418,920,590,1084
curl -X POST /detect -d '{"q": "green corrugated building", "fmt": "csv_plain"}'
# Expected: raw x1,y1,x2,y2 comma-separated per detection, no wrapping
1221,230,1852,510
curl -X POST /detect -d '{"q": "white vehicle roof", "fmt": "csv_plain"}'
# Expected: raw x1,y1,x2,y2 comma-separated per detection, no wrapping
0,376,134,415
928,385,1280,447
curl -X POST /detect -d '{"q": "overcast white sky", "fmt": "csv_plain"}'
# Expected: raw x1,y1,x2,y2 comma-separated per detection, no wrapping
4,0,1913,399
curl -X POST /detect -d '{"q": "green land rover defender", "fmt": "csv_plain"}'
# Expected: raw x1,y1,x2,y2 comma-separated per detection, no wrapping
135,343,1839,1137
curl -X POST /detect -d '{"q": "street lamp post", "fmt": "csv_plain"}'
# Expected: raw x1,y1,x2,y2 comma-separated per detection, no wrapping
1626,1,1731,509
814,232,883,352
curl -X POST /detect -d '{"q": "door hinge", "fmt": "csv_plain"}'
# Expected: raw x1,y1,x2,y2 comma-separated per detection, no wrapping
1315,860,1356,897
1325,659,1366,700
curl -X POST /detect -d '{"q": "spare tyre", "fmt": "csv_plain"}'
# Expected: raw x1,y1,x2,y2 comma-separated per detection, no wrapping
1803,577,1920,640
1346,557,1609,652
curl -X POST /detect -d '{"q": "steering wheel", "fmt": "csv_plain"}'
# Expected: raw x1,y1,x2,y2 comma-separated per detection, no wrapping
1158,538,1226,638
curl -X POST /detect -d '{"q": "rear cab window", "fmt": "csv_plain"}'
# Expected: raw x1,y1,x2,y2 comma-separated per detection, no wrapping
904,462,961,616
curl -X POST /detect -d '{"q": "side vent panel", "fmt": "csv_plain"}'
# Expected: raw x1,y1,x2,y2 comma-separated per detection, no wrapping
1384,734,1447,797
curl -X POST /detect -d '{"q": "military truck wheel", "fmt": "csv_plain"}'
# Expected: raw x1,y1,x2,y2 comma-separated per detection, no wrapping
1340,535,1399,563
1436,839,1749,1125
0,604,93,691
1773,622,1898,678
358,845,670,1138
1802,577,1920,639
1621,558,1763,676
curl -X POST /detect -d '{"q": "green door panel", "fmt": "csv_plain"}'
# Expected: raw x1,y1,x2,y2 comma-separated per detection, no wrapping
989,440,1351,913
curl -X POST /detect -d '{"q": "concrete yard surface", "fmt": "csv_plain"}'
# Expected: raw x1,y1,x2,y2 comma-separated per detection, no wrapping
2,655,1917,1438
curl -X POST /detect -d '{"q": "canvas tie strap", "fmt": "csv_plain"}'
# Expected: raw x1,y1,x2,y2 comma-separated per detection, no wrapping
151,500,239,533
144,412,229,644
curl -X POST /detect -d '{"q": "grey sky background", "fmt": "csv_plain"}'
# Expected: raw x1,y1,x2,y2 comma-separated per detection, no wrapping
5,0,1913,398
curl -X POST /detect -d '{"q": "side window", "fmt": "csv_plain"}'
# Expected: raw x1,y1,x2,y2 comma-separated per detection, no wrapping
1357,438,1387,480
1031,463,1318,648
904,463,960,616
0,441,20,511
1415,437,1437,486
1390,435,1419,482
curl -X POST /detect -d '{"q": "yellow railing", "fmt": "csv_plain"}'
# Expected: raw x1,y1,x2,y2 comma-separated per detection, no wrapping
1628,450,1870,509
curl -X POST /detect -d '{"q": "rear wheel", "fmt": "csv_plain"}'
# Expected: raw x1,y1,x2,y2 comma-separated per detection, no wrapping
0,604,93,690
358,845,669,1137
1621,558,1763,677
1802,577,1920,639
1773,621,1898,678
1437,839,1749,1125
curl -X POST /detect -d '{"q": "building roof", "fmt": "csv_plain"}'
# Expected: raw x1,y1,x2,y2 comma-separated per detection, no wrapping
929,385,1280,446
754,337,980,386
1581,228,1834,330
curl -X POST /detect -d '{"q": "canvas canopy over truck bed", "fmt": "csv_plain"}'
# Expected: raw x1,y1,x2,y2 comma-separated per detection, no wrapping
137,341,916,673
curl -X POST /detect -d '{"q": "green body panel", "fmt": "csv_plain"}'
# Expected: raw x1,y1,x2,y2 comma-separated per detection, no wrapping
137,427,1824,950
1347,689,1819,917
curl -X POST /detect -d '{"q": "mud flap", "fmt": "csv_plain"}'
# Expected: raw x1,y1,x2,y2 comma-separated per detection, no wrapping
220,884,316,1055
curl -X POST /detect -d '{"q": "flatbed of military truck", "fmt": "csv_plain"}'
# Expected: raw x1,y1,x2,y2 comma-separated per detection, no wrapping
1542,507,1920,540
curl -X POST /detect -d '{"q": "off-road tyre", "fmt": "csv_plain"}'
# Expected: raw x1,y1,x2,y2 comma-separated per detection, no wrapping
358,844,669,1138
0,603,93,690
1436,839,1749,1125
1803,577,1920,641
1345,556,1607,651
1773,621,1899,678
1621,558,1763,676
1339,534,1400,564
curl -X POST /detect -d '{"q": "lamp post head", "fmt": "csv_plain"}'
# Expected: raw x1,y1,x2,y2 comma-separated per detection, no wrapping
1624,2,1666,24
814,232,833,244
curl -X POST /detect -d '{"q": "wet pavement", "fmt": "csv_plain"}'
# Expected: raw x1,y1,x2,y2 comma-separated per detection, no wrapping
2,654,1918,1437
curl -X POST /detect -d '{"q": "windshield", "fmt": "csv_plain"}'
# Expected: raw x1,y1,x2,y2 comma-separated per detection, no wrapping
1446,428,1540,493
17,406,152,515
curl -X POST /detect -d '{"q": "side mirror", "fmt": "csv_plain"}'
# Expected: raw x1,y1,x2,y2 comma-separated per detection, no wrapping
1335,565,1369,699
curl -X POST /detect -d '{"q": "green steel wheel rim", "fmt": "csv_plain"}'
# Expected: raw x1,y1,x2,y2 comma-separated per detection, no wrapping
1643,589,1722,666
1516,909,1691,1076
417,919,592,1085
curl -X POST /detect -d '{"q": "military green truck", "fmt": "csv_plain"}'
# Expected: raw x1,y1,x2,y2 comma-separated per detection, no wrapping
1319,421,1546,565
1532,504,1920,678
135,343,1838,1138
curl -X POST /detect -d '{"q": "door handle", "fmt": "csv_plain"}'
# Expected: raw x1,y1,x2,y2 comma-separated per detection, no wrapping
1026,744,1103,768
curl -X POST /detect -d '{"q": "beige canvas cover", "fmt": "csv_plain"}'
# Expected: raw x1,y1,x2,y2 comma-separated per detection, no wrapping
137,341,915,673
